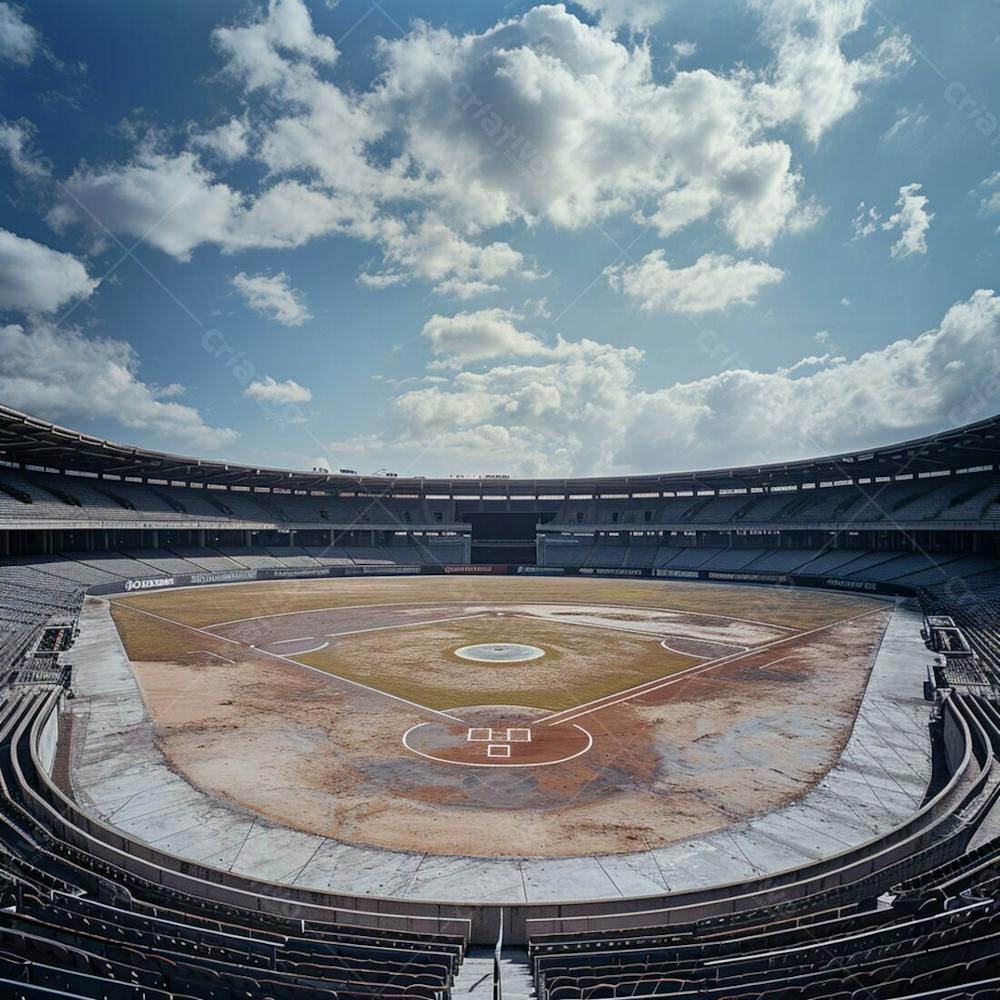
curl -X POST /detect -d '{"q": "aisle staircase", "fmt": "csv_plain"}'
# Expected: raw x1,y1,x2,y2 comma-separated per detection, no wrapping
452,946,536,999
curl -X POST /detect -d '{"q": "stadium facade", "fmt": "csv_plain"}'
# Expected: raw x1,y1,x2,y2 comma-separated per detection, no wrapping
1,403,998,592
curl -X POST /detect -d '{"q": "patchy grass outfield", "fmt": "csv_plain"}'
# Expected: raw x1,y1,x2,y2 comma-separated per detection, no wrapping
110,603,210,661
115,575,882,631
291,615,699,711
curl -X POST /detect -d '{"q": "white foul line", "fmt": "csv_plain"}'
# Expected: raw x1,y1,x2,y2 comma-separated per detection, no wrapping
542,606,889,728
112,598,461,723
110,602,242,645
190,650,236,664
249,644,464,724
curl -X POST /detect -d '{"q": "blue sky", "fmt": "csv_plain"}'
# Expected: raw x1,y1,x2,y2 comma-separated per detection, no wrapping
1,0,999,477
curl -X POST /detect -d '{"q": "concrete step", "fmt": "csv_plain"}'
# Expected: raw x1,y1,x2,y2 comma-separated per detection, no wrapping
452,946,535,999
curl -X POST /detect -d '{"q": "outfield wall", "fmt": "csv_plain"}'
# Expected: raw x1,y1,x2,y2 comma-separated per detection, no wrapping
86,562,914,598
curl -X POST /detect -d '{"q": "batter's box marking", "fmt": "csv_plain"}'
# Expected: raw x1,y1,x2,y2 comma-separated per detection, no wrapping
505,728,532,742
487,744,511,758
467,728,493,742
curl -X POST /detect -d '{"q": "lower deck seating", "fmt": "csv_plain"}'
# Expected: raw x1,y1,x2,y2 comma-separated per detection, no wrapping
539,544,1000,593
921,583,1000,681
0,691,465,999
0,563,82,675
123,549,208,575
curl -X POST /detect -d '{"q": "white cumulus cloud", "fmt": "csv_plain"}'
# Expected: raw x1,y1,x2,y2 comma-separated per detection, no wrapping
883,182,932,258
606,251,784,314
421,309,548,368
0,2,40,66
366,216,532,300
50,148,244,262
750,0,911,144
332,290,1000,476
231,270,311,326
190,118,250,162
622,289,999,469
42,0,910,298
0,229,97,313
0,322,237,450
0,119,50,179
244,375,312,404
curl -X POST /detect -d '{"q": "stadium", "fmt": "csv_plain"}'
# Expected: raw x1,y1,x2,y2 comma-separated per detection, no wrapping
1,402,999,998
3,1,1000,996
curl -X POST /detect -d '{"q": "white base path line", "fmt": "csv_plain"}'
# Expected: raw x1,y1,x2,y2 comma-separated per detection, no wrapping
109,601,242,646
249,644,465,724
189,650,236,664
402,722,593,768
542,606,888,728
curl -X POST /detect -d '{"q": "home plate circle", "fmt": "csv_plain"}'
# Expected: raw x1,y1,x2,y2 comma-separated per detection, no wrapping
403,708,592,767
454,643,545,663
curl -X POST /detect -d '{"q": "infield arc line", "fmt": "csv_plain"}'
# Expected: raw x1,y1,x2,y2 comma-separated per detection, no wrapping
289,641,329,655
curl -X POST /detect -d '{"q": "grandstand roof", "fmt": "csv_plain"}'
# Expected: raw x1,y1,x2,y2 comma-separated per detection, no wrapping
0,404,998,498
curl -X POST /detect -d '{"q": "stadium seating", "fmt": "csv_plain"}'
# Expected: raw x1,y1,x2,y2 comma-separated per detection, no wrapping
0,469,464,531
0,692,465,999
543,472,1000,531
0,630,991,998
2,410,1000,995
